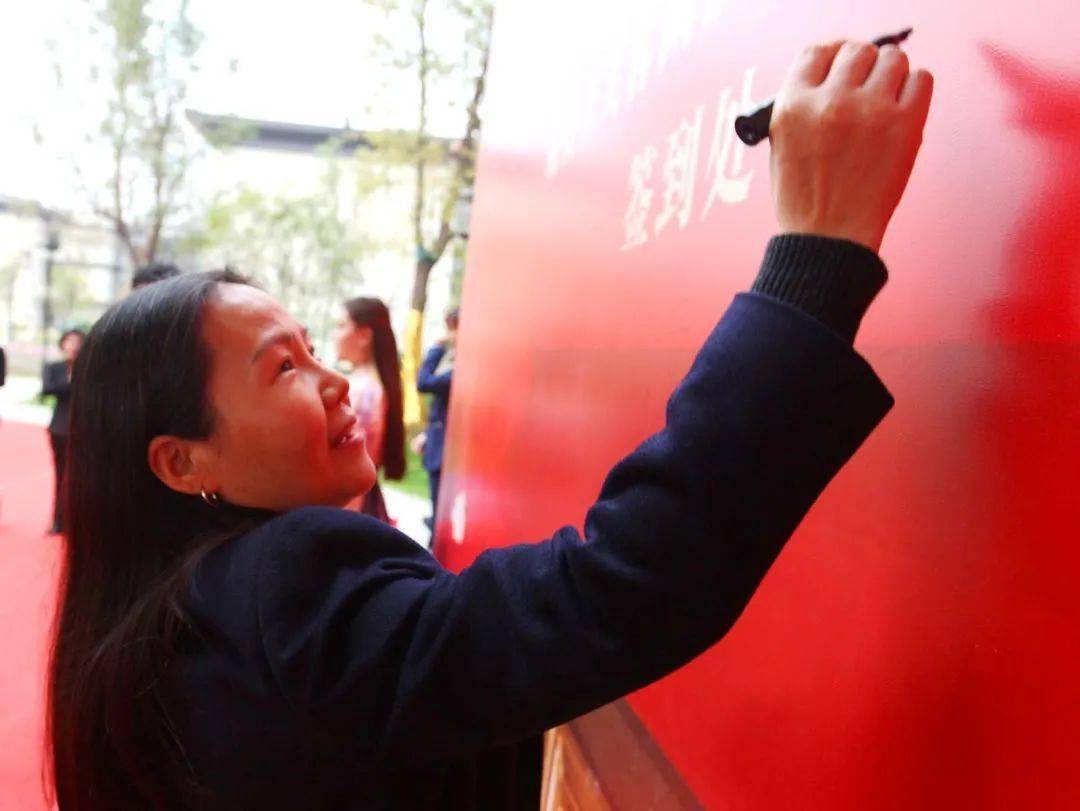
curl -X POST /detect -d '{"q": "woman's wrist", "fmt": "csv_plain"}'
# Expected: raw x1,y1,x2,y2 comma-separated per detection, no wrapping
750,234,888,343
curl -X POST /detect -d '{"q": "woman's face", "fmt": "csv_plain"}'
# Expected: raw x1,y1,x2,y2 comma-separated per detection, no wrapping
333,308,372,365
60,332,83,362
195,284,376,511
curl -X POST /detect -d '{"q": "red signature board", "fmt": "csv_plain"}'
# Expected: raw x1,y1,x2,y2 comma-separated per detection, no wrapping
435,1,1080,806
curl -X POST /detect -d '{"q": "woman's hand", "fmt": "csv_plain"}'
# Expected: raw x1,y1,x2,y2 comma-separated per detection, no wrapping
410,432,427,456
770,40,934,253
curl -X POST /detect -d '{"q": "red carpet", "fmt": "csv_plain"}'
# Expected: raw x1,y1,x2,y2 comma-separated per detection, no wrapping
0,420,61,810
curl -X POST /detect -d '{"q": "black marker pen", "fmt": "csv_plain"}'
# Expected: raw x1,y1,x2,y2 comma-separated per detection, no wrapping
734,28,913,146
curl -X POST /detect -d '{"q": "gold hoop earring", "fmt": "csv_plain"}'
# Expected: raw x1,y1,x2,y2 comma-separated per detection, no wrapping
200,488,221,507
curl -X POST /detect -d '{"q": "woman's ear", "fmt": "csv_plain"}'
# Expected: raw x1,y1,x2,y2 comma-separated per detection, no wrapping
147,435,214,496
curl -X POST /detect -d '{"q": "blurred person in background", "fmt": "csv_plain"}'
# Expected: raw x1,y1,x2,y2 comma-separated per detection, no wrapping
42,328,85,534
335,296,406,522
416,306,458,527
132,262,182,291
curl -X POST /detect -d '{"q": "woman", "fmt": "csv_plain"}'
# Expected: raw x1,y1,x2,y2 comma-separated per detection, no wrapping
42,328,85,534
47,41,932,810
334,297,406,523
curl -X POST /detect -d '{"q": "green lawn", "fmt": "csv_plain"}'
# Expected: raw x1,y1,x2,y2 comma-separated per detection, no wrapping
382,439,430,500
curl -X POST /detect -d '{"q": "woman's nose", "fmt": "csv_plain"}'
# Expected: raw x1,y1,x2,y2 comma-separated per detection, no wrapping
320,368,350,409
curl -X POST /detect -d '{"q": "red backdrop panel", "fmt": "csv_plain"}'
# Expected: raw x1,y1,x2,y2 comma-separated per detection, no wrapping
436,1,1080,807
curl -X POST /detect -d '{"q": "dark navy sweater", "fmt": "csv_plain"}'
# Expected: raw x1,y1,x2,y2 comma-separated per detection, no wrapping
174,236,893,809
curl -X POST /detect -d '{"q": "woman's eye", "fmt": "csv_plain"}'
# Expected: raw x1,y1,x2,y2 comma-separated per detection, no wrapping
279,357,295,375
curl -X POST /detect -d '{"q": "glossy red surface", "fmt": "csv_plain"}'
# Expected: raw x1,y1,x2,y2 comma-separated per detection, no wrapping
436,2,1080,807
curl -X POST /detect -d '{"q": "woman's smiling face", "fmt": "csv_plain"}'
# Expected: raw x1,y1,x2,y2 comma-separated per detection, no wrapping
185,283,376,511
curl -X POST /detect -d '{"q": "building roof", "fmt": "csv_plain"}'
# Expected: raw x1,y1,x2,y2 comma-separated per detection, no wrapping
186,110,374,154
0,194,51,219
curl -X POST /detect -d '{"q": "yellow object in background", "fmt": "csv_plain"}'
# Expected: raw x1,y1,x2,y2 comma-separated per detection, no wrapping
401,308,424,428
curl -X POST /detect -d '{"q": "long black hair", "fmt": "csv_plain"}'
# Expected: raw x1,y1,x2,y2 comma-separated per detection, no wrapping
343,296,406,480
48,270,269,810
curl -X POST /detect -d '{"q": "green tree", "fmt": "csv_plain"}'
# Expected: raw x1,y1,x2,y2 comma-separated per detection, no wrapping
51,263,92,329
363,0,493,424
182,146,378,345
0,254,21,343
53,0,204,269
363,0,493,315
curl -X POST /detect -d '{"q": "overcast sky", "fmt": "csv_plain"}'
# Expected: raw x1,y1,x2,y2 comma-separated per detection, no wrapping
0,0,470,209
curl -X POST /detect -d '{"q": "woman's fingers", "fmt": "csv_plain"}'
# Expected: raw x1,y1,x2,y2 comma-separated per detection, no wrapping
788,41,846,88
899,68,935,121
827,40,879,87
769,40,935,253
866,44,911,100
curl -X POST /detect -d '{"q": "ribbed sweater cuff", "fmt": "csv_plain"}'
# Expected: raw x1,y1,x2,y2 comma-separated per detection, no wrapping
751,234,888,343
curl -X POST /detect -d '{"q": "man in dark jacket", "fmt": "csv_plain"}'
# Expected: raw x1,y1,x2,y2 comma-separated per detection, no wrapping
417,306,458,524
132,262,181,290
42,328,84,533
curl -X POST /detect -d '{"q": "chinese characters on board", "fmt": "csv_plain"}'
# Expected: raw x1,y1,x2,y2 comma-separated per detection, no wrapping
623,68,757,251
545,0,734,180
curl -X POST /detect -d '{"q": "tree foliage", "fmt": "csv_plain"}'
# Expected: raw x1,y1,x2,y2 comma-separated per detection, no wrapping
362,0,494,314
56,0,204,268
180,144,380,345
0,255,20,342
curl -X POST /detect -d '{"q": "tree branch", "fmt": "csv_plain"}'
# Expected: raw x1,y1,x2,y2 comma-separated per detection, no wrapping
413,0,430,251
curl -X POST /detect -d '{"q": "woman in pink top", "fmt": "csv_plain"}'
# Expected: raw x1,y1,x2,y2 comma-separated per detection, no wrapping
334,297,406,522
